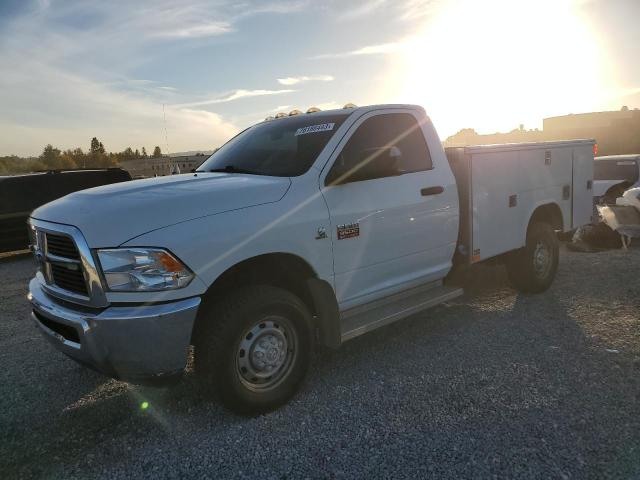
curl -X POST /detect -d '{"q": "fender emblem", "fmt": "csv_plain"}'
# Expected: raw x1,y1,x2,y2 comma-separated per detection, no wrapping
315,227,327,240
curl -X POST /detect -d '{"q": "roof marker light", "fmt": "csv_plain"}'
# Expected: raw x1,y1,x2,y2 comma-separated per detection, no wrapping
343,103,357,109
274,112,288,119
306,107,321,114
264,116,275,121
289,109,303,116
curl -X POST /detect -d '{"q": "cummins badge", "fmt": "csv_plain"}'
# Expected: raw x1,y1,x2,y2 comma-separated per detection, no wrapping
337,223,360,240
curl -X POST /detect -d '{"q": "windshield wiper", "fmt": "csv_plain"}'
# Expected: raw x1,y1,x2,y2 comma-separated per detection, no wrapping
207,165,261,175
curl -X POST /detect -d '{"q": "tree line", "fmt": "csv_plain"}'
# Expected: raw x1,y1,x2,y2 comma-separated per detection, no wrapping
0,138,163,174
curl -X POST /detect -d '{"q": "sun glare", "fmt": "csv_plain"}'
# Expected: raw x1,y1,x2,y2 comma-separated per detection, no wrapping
394,0,612,138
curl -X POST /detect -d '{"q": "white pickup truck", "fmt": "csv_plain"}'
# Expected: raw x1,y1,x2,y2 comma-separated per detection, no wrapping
27,104,594,413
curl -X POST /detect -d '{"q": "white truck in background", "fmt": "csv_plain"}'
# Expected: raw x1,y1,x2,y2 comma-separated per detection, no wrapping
592,154,640,204
27,104,594,413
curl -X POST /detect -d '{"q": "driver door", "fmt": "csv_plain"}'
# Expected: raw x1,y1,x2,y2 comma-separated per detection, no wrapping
320,110,450,309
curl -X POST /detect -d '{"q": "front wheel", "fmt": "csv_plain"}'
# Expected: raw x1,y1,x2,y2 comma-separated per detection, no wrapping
194,285,313,414
506,222,559,294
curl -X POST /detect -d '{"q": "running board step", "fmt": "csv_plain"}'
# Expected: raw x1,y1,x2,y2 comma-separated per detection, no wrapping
340,282,463,342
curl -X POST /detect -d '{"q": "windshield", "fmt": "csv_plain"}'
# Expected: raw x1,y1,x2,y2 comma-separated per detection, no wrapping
197,113,351,177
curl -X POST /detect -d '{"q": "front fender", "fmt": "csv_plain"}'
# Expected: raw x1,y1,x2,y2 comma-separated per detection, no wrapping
114,192,334,304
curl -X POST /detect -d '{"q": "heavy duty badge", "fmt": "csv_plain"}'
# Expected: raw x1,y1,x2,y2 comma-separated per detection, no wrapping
337,223,360,240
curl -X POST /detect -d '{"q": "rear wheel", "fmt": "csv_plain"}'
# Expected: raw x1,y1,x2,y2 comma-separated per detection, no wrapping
194,285,313,414
506,222,559,294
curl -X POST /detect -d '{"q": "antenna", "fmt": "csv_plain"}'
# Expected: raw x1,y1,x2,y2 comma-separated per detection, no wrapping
162,103,174,172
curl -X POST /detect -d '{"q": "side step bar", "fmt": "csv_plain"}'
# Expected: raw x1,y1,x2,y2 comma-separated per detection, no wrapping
340,282,463,342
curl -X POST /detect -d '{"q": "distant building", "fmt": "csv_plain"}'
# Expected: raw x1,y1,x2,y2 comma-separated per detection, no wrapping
543,107,640,155
445,107,640,156
119,154,209,178
543,107,638,135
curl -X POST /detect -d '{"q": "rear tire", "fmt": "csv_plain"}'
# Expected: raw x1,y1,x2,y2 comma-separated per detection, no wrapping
506,222,559,294
194,285,313,414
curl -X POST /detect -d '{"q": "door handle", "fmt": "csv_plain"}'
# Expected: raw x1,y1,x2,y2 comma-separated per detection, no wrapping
421,186,444,196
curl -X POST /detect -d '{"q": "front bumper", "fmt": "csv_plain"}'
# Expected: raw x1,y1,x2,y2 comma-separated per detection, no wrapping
28,278,201,383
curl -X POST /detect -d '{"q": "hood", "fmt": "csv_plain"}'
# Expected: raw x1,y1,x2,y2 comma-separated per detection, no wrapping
32,173,291,247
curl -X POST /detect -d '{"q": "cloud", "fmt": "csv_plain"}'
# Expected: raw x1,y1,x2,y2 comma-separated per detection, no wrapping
0,56,239,156
351,42,406,55
0,0,307,155
175,89,296,108
270,105,292,112
313,42,406,59
331,0,440,22
398,0,442,21
139,1,310,39
336,0,388,20
314,101,344,110
277,75,334,86
152,21,233,38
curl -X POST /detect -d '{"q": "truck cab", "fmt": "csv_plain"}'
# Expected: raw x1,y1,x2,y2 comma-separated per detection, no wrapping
27,104,593,413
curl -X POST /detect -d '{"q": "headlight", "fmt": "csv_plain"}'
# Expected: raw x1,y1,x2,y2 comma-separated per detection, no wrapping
96,248,194,291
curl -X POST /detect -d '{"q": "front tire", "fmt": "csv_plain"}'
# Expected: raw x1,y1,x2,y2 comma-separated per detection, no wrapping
194,285,313,414
506,222,559,294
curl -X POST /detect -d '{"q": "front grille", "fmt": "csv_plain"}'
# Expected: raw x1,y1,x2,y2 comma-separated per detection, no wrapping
31,220,104,307
46,233,80,259
41,231,88,296
33,310,80,343
51,263,88,295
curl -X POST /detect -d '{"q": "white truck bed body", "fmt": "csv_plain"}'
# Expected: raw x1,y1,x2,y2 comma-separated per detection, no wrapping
447,140,594,263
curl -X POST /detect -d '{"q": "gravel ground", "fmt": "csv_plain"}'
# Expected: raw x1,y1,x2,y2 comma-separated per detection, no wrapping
1,246,639,479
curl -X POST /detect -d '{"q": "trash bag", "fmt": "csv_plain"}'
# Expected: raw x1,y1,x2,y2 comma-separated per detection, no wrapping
568,223,622,251
616,187,640,210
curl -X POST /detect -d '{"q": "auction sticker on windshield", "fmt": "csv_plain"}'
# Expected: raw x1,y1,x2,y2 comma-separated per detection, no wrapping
295,123,335,136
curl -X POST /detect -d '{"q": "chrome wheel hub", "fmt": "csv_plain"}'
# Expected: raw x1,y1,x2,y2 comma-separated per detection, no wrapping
251,332,286,371
533,241,551,278
236,317,296,391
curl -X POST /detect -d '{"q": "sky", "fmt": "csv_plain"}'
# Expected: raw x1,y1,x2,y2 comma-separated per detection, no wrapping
0,0,639,157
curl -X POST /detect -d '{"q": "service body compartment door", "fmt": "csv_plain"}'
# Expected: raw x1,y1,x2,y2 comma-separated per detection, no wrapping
516,146,573,238
470,150,521,261
572,144,595,228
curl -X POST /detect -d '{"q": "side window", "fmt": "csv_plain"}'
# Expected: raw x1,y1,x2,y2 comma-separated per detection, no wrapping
594,159,639,183
326,113,432,185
